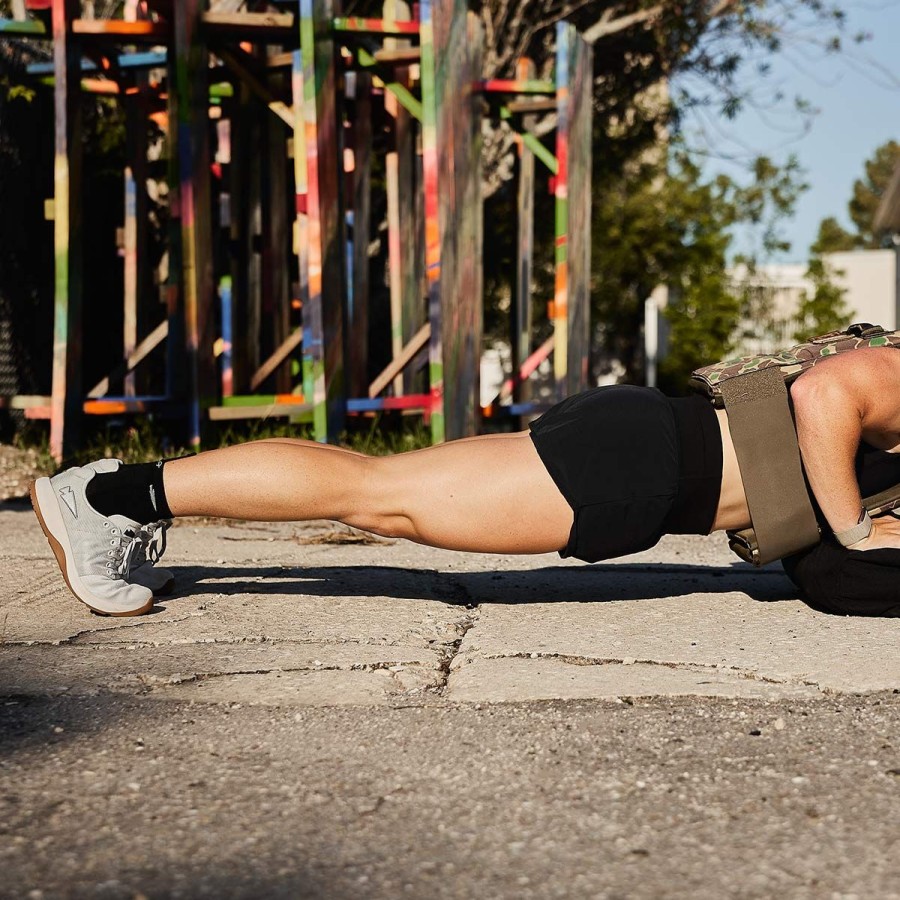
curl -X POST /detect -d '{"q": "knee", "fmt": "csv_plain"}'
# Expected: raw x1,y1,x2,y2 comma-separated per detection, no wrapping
342,457,416,539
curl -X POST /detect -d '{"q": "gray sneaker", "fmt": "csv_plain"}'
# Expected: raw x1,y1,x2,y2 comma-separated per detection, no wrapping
80,461,175,597
30,459,154,616
130,520,175,596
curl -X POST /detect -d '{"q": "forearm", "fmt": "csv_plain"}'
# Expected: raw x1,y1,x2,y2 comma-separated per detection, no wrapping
789,349,900,552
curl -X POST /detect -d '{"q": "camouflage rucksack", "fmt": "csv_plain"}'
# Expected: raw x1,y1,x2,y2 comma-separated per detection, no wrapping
690,323,900,566
691,323,900,407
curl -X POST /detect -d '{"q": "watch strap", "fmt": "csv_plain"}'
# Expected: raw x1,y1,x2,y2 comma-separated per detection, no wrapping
834,510,873,548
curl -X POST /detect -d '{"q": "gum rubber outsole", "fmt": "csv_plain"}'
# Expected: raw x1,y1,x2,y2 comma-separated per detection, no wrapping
29,479,153,618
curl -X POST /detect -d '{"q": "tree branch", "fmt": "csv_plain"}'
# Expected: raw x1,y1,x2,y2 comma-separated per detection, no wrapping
582,4,663,44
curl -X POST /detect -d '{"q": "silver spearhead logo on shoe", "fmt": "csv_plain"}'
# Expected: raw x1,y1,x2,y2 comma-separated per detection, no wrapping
59,486,78,518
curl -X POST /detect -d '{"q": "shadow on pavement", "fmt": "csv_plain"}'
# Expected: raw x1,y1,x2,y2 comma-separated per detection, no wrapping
157,562,798,608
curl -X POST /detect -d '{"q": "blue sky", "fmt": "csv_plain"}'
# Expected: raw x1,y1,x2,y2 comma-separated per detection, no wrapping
678,0,900,262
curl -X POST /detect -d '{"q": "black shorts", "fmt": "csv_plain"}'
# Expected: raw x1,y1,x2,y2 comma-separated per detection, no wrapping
529,385,722,563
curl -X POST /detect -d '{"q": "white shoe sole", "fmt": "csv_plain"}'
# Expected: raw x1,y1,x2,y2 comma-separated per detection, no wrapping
30,477,153,617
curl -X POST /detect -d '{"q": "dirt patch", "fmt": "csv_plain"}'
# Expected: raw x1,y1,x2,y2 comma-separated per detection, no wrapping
294,526,395,546
0,443,53,502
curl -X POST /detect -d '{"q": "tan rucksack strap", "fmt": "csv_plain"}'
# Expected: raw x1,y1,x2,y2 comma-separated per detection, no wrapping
720,368,821,565
864,485,900,517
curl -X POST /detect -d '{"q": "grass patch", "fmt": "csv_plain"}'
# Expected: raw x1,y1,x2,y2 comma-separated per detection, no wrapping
12,413,434,473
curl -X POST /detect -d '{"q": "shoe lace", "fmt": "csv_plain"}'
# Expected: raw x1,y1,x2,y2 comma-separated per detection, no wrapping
142,519,171,564
103,524,143,579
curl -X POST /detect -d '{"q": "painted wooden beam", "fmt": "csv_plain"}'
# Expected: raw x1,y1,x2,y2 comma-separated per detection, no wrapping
299,0,346,442
418,0,443,441
0,395,53,409
496,335,554,405
383,0,413,397
500,107,558,174
83,397,173,415
217,47,294,127
290,49,312,407
481,400,554,418
49,0,84,462
201,10,294,40
353,46,422,122
348,394,432,412
553,23,592,399
28,51,167,75
512,57,537,406
332,16,419,35
0,17,46,33
87,319,168,398
208,402,312,421
372,47,420,65
267,51,296,68
368,322,431,398
250,329,304,391
477,78,555,95
262,64,293,394
346,71,372,398
123,162,138,397
220,394,305,407
385,144,403,395
72,18,169,40
173,0,217,449
38,74,120,94
420,0,484,442
227,81,252,394
218,276,234,397
505,97,557,114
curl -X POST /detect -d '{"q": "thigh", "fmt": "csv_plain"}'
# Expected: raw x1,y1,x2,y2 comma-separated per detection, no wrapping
374,431,574,554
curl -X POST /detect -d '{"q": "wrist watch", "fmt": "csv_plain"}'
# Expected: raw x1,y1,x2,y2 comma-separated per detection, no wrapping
834,510,873,548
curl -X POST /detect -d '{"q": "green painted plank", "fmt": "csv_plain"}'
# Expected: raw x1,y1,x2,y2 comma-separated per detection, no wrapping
0,18,46,34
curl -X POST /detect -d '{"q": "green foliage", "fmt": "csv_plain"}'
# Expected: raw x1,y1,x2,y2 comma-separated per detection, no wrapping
1,80,35,104
799,139,897,344
848,140,900,248
731,155,808,259
793,257,851,342
587,145,805,384
811,216,856,254
659,270,741,394
24,415,434,474
811,140,900,251
339,419,433,456
12,425,56,478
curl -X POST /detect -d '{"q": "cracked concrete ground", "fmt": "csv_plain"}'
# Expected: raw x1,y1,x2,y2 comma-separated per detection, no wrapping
2,502,900,898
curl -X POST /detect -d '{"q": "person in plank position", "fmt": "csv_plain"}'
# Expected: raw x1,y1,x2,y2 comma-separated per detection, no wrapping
30,345,900,618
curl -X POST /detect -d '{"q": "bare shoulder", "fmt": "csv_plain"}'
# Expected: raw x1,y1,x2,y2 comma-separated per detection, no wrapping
792,347,900,450
792,346,900,396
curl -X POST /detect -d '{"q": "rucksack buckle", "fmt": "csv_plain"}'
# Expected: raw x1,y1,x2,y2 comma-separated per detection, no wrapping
847,322,885,338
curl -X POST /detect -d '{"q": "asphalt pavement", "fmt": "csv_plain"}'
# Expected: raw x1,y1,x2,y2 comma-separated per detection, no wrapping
2,502,899,899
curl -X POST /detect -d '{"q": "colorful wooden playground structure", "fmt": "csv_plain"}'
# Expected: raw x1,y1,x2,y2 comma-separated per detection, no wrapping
0,0,593,460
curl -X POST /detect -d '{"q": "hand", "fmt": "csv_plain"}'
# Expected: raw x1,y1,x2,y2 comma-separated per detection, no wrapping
846,514,900,552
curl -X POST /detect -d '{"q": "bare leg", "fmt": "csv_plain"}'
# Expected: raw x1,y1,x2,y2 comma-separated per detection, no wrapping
163,432,573,554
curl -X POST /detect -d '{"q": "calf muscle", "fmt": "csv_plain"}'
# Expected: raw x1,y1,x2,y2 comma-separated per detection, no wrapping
161,432,573,555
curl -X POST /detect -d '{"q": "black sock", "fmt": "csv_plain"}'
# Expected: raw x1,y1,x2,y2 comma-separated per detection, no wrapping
85,460,175,525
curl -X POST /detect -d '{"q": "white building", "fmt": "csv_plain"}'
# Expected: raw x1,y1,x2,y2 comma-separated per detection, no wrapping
826,249,899,329
727,249,899,354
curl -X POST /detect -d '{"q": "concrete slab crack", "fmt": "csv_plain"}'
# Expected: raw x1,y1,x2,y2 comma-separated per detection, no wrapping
0,612,205,647
483,651,825,690
428,574,482,695
18,635,435,650
133,659,432,688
